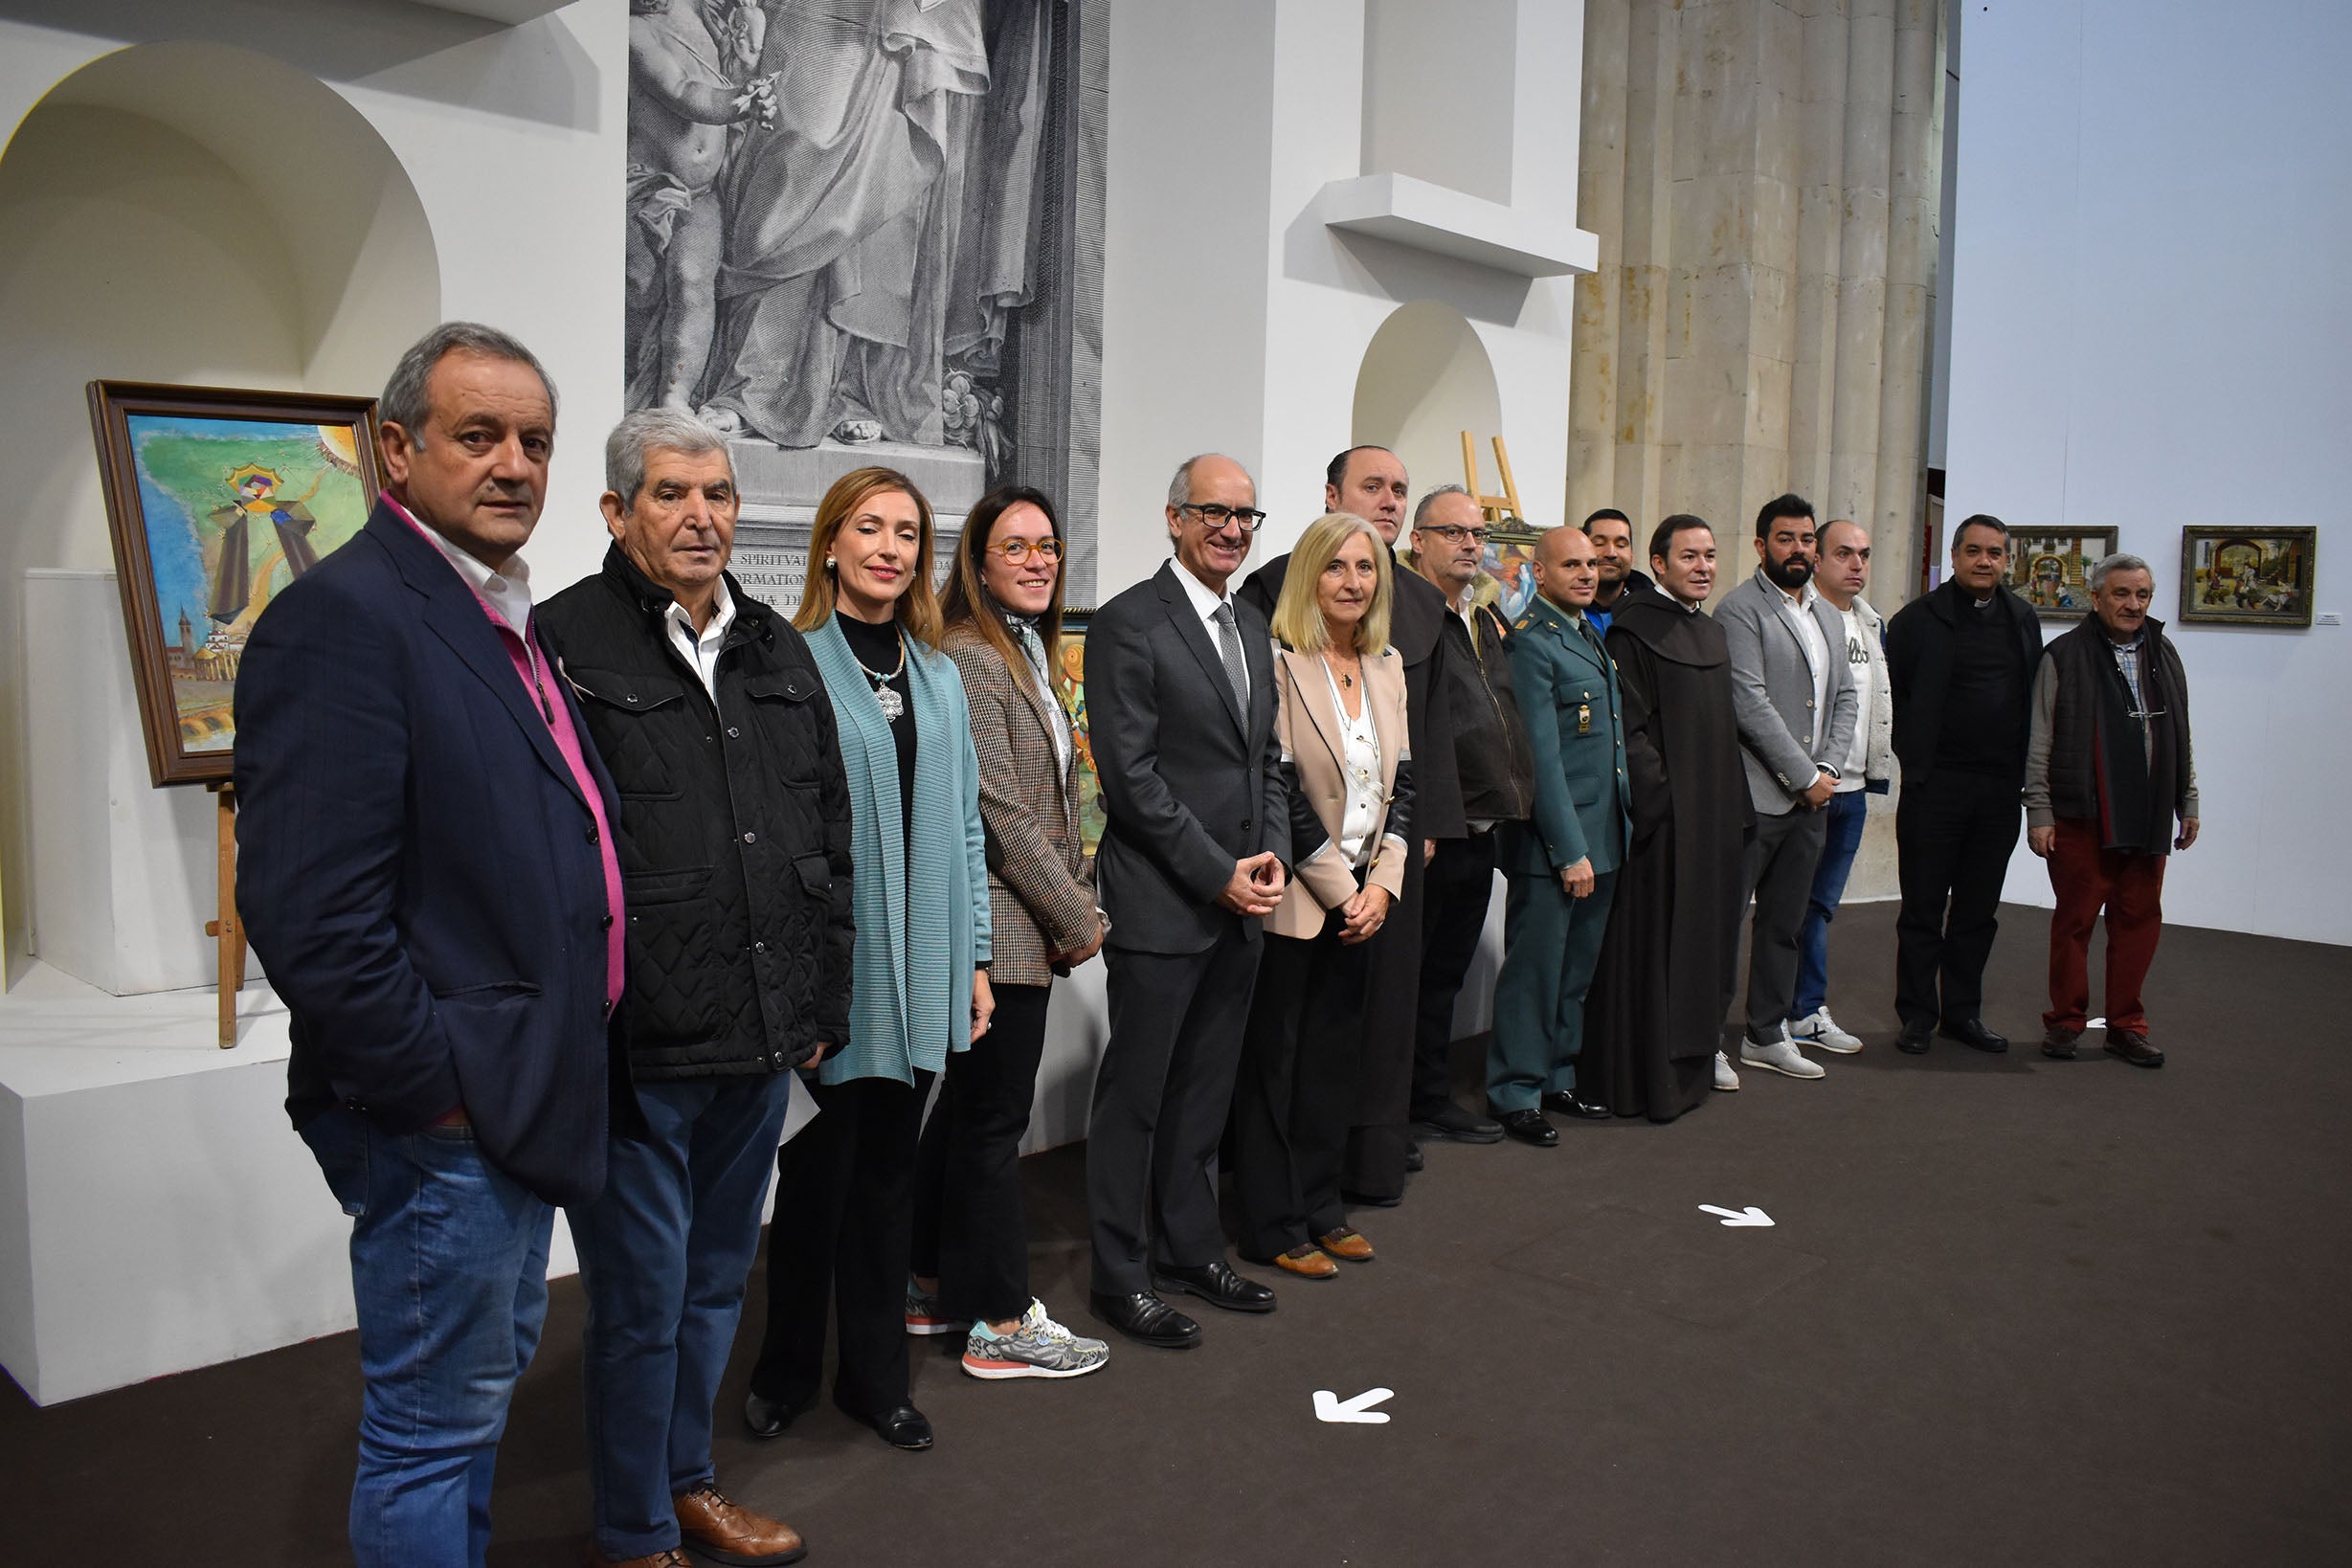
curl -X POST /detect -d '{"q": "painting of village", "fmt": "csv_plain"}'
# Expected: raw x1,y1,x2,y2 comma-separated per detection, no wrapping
2180,526,2317,628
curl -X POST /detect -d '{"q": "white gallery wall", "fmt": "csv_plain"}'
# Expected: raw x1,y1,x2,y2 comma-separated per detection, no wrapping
1943,0,2352,945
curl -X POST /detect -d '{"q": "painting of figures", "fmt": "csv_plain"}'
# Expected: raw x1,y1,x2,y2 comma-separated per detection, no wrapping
2006,526,2119,618
2180,526,2318,627
88,381,382,785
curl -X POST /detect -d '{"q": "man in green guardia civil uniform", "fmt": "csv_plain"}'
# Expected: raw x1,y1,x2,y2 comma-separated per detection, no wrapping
1486,526,1632,1146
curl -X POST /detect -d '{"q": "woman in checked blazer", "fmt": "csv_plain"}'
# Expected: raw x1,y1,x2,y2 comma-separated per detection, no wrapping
909,485,1111,1381
1230,510,1415,1280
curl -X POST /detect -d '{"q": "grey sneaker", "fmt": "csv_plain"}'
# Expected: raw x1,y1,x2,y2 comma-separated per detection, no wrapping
962,1300,1110,1380
1714,1050,1740,1091
1790,1007,1864,1054
905,1279,966,1337
1741,1028,1826,1079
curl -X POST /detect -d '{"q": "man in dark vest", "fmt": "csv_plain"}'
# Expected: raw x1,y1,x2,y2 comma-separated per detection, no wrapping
2025,552,2198,1067
1885,514,2043,1055
1581,515,1753,1121
1238,446,1465,1202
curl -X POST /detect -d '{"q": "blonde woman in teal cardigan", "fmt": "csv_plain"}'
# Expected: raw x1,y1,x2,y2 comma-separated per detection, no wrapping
747,466,992,1455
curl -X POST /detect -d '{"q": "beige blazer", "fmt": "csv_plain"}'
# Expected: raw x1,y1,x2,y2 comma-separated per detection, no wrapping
942,623,1097,987
1267,642,1410,940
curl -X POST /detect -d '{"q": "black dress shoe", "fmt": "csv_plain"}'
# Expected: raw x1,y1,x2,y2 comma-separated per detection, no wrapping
1403,1141,1425,1173
1087,1289,1201,1349
1940,1017,2009,1053
853,1401,932,1451
742,1390,808,1440
1896,1019,1934,1055
1540,1090,1613,1121
1152,1260,1277,1313
1411,1103,1505,1144
1496,1109,1558,1148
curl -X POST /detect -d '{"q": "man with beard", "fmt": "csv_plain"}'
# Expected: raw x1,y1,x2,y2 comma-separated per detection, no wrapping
1713,494,1856,1086
1581,508,1645,638
1239,447,1464,1203
1582,517,1753,1119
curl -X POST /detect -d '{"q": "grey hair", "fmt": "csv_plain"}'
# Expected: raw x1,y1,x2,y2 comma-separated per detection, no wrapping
1412,483,1473,530
379,321,558,437
1166,453,1250,512
605,408,732,504
2088,551,2153,592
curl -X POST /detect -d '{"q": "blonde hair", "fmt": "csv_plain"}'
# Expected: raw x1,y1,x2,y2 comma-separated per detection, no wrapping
794,466,945,649
1270,511,1392,656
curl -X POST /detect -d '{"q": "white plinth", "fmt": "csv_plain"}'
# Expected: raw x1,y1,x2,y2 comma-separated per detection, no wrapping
0,964,580,1406
23,569,255,996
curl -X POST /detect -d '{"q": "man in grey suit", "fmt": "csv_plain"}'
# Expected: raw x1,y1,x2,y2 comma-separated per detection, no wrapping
1714,493,1857,1083
1084,453,1291,1350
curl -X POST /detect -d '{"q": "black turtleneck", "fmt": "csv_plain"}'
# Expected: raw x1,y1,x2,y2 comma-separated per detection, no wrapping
837,610,917,846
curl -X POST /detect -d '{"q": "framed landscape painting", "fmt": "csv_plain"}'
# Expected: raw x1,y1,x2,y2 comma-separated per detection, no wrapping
88,380,383,786
2006,526,2118,618
2179,526,2317,627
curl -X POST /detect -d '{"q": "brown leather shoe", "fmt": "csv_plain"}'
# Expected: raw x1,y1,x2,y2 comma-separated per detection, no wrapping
587,1550,692,1568
2041,1027,2081,1060
1270,1244,1338,1279
2103,1028,2164,1068
1315,1225,1376,1263
673,1483,807,1566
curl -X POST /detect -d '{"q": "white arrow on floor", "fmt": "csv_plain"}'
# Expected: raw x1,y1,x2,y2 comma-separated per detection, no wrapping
1314,1387,1394,1423
1699,1204,1774,1226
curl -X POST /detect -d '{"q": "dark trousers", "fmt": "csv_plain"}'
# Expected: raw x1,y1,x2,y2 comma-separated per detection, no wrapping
574,1074,792,1560
1894,768,2023,1028
1409,832,1499,1121
2044,818,2167,1034
1792,789,1870,1019
1738,805,1829,1040
1488,867,1617,1112
1230,910,1370,1259
750,1070,932,1418
910,982,1052,1325
1087,929,1261,1295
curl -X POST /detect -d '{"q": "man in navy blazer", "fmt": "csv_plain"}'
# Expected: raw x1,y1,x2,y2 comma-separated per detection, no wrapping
235,323,623,1568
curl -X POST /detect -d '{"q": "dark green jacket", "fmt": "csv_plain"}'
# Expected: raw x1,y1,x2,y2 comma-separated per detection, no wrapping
1501,594,1631,877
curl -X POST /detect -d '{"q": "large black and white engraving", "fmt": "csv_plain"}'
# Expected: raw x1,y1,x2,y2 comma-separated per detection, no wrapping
625,0,1103,605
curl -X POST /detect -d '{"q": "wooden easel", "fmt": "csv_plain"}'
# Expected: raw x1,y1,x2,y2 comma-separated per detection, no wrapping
204,782,244,1048
1460,431,1524,526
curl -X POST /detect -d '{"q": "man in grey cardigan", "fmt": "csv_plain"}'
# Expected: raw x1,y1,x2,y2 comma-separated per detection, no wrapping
1714,494,1857,1083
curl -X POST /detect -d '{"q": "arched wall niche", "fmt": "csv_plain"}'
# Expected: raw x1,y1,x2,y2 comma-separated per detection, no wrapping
1349,302,1503,518
0,41,440,969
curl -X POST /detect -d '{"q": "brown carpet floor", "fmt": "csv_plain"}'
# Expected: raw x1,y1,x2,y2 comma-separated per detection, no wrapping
4,902,2349,1565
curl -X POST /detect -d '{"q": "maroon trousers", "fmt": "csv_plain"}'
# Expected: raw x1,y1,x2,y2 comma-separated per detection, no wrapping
2043,817,2167,1034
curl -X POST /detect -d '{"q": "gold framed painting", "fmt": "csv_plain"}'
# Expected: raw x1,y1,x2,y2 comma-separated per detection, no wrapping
2179,526,2317,628
2005,527,2118,619
87,380,384,786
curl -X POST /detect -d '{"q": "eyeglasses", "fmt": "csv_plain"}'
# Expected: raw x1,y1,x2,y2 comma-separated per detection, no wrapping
984,537,1064,564
1417,524,1490,545
1177,503,1267,531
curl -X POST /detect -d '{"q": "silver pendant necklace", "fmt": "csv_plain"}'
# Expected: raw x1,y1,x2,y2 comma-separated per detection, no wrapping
853,630,908,720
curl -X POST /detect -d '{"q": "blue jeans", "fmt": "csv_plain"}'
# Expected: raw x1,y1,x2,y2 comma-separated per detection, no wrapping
1791,789,1870,1020
572,1074,794,1558
302,1108,553,1568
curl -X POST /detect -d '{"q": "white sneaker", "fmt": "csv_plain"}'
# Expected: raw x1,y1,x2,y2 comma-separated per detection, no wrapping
1713,1050,1740,1091
1790,1007,1864,1054
1741,1029,1826,1079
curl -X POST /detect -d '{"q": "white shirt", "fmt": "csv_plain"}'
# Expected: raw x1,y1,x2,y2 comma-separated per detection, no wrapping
1172,556,1248,701
1773,578,1831,750
387,494,535,636
1835,603,1873,790
663,575,736,701
1319,657,1384,867
1009,616,1073,774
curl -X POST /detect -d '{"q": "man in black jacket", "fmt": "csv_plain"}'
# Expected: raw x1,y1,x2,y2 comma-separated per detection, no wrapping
1404,484,1535,1143
1884,514,2043,1056
539,410,855,1568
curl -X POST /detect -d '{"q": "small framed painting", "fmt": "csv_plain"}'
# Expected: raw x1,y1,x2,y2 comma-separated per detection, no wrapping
2178,526,2317,628
1052,607,1106,858
87,380,384,786
2006,527,2119,618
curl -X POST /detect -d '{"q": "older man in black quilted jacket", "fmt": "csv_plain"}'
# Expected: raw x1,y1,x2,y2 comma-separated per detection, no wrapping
539,409,853,1568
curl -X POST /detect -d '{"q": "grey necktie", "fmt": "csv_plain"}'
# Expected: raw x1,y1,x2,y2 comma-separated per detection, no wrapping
1210,601,1249,714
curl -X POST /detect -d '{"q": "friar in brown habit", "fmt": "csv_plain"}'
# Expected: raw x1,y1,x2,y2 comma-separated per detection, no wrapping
1582,516,1754,1122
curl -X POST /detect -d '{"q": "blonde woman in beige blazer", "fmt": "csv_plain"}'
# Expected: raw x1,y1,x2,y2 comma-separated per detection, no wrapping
1231,512,1417,1279
909,486,1111,1382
